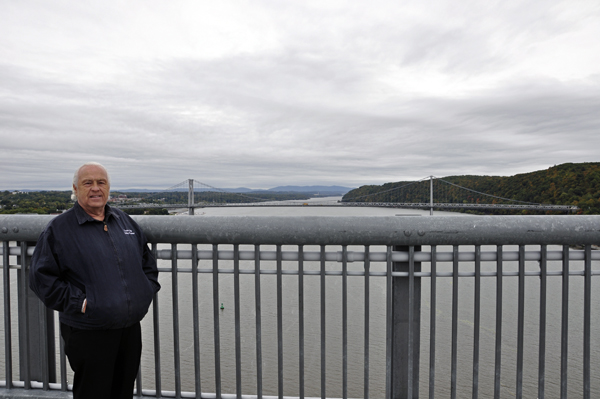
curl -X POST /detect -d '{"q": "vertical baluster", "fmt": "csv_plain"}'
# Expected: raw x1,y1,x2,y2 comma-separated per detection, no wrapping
342,245,348,399
40,297,49,391
583,245,591,399
277,244,284,399
151,243,162,398
364,245,370,399
192,244,202,396
321,245,327,399
538,245,547,399
494,245,503,399
429,245,437,399
234,244,242,398
451,245,459,399
407,246,415,399
20,242,31,389
3,241,12,389
171,244,181,398
212,244,222,399
59,326,67,391
385,245,392,399
516,245,525,399
472,245,481,399
255,244,263,399
298,245,305,399
560,245,569,398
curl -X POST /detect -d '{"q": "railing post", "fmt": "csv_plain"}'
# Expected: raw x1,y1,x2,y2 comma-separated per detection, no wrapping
16,242,56,387
188,179,195,216
391,245,421,398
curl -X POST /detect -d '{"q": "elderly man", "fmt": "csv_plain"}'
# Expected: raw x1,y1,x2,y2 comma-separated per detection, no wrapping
29,162,160,399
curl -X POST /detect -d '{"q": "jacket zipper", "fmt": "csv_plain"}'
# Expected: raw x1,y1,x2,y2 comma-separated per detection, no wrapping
104,218,132,325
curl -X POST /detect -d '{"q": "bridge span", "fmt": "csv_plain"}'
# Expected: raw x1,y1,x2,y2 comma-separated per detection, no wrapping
113,177,580,214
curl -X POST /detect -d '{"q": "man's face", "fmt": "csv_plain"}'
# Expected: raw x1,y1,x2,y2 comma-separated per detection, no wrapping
73,165,110,215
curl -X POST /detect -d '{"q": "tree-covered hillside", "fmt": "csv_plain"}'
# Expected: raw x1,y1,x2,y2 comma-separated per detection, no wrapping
343,163,600,214
0,191,73,214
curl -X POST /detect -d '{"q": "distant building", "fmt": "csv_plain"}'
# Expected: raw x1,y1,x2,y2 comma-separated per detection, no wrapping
109,194,128,203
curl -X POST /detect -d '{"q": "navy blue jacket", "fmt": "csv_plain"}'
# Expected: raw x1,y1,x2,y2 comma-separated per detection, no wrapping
29,202,160,330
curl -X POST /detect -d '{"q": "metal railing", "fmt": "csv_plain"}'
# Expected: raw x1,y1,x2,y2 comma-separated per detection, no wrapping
1,214,600,398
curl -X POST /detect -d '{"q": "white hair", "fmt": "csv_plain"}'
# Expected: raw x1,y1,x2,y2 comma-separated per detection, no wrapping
71,162,111,201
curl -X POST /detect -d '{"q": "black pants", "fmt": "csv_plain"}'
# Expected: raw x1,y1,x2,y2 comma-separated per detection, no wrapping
61,322,142,399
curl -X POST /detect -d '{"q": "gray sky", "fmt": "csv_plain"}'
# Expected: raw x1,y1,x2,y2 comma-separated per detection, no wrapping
1,0,599,191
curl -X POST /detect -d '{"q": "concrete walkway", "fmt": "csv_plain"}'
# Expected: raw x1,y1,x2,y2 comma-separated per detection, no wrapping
0,388,72,399
0,388,147,399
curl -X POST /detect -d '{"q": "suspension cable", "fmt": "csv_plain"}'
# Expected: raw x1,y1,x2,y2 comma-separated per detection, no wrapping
344,177,431,201
434,177,540,205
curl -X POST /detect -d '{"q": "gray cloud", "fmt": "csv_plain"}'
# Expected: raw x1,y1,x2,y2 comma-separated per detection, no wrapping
1,0,599,190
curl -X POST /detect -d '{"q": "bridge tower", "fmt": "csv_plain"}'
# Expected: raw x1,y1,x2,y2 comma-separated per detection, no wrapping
188,179,194,215
430,176,434,216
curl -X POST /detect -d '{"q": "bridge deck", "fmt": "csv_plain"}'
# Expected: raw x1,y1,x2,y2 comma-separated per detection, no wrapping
116,201,578,211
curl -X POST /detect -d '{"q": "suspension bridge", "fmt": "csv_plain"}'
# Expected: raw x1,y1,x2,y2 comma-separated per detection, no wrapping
112,177,579,214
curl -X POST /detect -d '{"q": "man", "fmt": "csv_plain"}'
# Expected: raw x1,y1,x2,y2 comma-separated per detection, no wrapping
29,162,160,399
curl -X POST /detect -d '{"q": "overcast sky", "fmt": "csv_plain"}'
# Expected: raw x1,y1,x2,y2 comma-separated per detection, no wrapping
1,0,599,191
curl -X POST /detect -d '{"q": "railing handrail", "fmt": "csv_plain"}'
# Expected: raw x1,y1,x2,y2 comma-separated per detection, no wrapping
2,214,600,245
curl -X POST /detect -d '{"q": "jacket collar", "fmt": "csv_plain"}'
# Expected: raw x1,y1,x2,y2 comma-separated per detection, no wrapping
73,201,120,225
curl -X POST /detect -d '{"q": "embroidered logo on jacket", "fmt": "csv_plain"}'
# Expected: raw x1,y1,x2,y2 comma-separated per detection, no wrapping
123,229,135,235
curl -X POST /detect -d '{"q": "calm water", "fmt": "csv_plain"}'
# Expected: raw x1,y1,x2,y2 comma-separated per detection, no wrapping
138,199,600,398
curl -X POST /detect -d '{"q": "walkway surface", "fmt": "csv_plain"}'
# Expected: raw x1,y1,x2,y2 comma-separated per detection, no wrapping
0,389,72,399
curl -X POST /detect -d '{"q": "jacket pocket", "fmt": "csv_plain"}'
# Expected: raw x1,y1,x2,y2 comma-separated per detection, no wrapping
83,286,129,328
